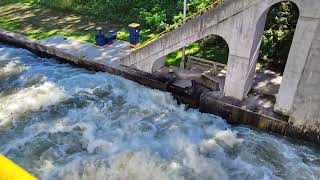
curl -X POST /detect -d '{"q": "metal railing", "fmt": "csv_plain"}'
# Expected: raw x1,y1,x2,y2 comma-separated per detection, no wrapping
186,56,226,76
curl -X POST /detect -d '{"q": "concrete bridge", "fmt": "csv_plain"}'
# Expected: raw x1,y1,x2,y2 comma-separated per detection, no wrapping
120,0,320,131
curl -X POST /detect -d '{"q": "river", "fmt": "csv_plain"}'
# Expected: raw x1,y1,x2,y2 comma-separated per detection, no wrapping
0,44,319,180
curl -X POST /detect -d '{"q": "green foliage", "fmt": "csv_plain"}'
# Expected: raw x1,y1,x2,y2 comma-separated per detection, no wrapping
259,1,299,73
0,18,95,42
33,0,220,33
166,35,229,66
139,7,168,32
192,36,229,64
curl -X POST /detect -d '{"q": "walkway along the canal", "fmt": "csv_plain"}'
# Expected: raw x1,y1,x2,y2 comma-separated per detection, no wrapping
0,26,319,145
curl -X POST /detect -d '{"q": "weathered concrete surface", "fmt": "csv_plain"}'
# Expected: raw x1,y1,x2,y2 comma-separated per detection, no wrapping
120,0,320,117
1,28,320,144
199,93,320,144
289,22,320,132
40,36,131,64
274,16,320,114
252,70,282,97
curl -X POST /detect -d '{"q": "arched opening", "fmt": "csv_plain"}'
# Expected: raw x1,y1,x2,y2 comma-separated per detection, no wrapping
258,1,299,74
152,34,229,92
249,1,299,116
166,35,229,67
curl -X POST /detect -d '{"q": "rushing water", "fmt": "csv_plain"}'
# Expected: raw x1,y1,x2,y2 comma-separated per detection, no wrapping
0,44,319,180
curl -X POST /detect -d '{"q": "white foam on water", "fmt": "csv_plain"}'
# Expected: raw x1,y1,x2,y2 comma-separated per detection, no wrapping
53,151,183,180
0,82,65,126
171,135,229,180
0,61,26,78
106,151,182,180
214,130,244,148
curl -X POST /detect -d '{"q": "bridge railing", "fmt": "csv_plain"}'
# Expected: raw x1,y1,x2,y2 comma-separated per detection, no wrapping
186,56,226,76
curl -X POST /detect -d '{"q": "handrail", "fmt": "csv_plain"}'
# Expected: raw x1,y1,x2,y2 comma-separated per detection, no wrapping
138,0,224,48
188,55,226,67
0,154,38,180
187,55,226,76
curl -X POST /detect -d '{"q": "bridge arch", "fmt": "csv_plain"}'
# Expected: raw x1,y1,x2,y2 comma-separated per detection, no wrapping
250,0,302,114
151,34,230,74
256,0,301,18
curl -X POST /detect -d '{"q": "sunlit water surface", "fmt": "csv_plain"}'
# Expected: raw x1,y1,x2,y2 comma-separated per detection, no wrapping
0,44,319,180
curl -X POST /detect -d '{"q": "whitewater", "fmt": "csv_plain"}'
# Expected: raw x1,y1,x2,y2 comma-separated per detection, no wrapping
0,44,319,180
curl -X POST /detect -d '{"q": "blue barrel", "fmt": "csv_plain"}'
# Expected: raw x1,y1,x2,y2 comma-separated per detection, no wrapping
105,31,117,44
128,23,140,47
95,27,107,46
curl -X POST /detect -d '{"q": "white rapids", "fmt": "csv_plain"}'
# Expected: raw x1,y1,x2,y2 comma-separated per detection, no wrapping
0,44,319,180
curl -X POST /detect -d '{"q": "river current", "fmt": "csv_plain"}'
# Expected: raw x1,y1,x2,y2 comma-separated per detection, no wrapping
0,44,319,180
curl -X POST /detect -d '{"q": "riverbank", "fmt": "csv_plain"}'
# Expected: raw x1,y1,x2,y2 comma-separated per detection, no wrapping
0,28,319,145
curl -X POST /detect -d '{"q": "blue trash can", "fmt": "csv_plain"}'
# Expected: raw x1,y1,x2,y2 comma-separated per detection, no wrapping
95,27,107,46
105,31,117,44
128,23,140,48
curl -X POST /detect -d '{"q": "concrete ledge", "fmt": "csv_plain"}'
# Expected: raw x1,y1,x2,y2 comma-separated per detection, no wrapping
199,93,320,144
0,29,169,91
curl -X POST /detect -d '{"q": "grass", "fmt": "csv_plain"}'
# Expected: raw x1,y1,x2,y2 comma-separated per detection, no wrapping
0,2,123,43
166,41,229,66
0,19,96,42
0,1,161,44
117,28,158,43
166,43,201,66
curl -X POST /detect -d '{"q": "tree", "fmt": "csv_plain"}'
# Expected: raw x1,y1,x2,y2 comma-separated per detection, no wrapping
259,1,299,74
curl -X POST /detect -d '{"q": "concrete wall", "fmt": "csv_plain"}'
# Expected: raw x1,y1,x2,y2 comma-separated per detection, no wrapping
152,56,166,73
289,22,320,132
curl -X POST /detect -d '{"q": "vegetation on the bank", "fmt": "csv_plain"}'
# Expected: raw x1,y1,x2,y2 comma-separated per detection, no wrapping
166,36,229,66
0,0,299,73
36,0,219,32
0,1,102,43
258,2,299,73
5,0,221,43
